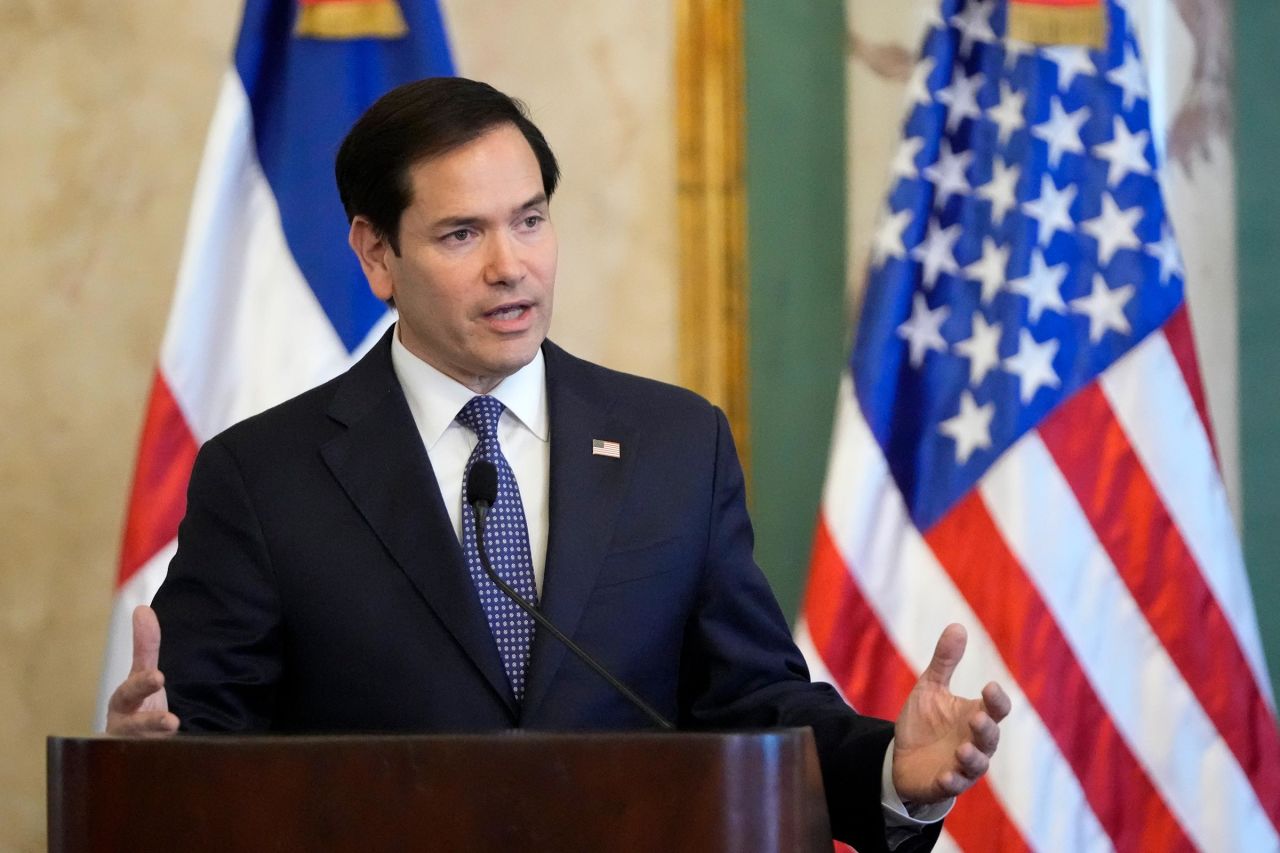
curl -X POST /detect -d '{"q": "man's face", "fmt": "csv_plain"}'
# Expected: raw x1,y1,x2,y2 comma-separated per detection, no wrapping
350,122,557,393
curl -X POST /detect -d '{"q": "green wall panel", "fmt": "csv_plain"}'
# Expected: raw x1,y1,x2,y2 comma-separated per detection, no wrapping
1236,0,1280,704
744,0,849,621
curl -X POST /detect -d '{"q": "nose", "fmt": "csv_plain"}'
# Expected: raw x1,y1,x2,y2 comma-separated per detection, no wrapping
483,232,525,286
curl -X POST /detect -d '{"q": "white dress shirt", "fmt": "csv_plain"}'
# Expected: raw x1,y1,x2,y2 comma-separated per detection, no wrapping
390,328,551,596
388,325,950,842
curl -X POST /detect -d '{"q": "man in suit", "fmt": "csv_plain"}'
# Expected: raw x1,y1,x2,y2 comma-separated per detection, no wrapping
107,77,1008,851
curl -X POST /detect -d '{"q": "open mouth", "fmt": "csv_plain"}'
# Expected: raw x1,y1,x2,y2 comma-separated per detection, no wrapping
486,303,530,321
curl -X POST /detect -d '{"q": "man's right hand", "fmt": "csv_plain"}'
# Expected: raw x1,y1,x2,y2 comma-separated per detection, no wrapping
105,605,180,736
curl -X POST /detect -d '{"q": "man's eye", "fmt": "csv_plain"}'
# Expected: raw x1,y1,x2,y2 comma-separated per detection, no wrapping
445,229,471,242
522,215,543,229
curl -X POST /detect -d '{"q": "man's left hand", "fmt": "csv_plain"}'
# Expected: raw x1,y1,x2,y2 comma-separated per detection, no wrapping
892,623,1011,804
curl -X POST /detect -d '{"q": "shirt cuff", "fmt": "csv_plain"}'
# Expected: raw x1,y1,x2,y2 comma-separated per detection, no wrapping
880,738,954,827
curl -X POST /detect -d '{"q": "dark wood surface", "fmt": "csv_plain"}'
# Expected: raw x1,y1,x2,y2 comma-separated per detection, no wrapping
48,729,831,852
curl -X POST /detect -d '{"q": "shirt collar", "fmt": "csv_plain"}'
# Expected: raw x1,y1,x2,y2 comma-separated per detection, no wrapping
390,324,549,449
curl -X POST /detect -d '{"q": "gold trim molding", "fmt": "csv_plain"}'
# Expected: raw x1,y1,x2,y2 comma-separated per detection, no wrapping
294,1,409,40
1007,2,1106,48
675,0,750,464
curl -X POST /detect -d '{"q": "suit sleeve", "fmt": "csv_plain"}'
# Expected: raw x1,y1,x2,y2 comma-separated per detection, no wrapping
677,407,940,853
152,436,283,732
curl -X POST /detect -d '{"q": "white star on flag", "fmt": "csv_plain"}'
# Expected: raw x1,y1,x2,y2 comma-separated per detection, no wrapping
988,81,1027,147
910,220,963,288
937,70,986,133
897,292,950,367
1082,193,1143,265
950,0,996,56
1107,45,1149,110
977,157,1021,226
1096,115,1152,186
923,139,975,206
1070,274,1135,342
953,311,1003,385
906,57,937,107
938,389,995,464
1043,45,1096,92
1033,97,1088,168
964,237,1010,303
1150,225,1183,284
1008,249,1069,322
1002,327,1061,402
890,135,926,181
872,208,915,265
1022,174,1077,246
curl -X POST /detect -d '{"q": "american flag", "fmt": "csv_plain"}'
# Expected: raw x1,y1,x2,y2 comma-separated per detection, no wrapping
797,1,1280,849
592,439,622,458
95,0,454,727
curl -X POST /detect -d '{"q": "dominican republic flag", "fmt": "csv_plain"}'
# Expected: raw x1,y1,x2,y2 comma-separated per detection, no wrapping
95,0,454,728
798,1,1280,850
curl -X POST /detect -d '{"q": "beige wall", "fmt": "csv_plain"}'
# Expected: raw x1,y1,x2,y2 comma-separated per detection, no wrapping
443,0,678,379
0,2,676,850
1,4,238,850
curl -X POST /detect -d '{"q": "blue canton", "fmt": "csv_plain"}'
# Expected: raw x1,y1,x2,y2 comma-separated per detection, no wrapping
853,0,1186,530
457,396,539,701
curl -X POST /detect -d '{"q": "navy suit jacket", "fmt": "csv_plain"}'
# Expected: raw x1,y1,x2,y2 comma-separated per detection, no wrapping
153,329,938,851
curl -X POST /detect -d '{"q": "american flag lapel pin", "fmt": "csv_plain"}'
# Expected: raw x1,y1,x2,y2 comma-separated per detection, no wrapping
592,439,621,459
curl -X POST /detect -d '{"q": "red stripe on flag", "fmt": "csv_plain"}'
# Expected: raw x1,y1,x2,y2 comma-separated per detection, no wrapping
117,370,199,586
1161,306,1221,464
806,519,1031,853
805,519,915,719
925,492,1196,851
941,776,1028,853
1039,382,1280,828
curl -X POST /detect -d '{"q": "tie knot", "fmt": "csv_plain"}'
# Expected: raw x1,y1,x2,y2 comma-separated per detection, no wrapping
456,395,505,441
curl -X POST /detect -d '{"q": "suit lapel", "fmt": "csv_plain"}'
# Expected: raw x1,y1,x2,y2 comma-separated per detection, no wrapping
320,331,517,718
521,343,637,721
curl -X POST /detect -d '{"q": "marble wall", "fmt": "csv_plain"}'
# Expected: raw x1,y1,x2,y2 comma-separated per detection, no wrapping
444,0,679,377
0,2,676,850
1,3,238,848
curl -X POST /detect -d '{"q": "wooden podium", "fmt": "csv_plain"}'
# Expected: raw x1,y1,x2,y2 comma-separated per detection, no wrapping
48,729,832,852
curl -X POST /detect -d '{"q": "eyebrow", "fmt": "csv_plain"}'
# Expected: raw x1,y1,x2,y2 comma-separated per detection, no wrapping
430,193,549,230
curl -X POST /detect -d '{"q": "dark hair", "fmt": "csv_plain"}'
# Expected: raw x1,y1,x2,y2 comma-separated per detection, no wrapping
335,76,560,254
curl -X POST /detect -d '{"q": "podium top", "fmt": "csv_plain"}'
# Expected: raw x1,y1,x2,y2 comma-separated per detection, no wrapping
48,728,831,853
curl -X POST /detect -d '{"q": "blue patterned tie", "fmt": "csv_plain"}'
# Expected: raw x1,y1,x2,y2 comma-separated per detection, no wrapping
457,395,539,701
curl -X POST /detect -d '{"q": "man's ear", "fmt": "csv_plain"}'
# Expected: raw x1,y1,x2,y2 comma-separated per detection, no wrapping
348,216,395,303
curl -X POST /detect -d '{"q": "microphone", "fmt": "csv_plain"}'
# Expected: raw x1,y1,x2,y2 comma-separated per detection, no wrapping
465,461,673,730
